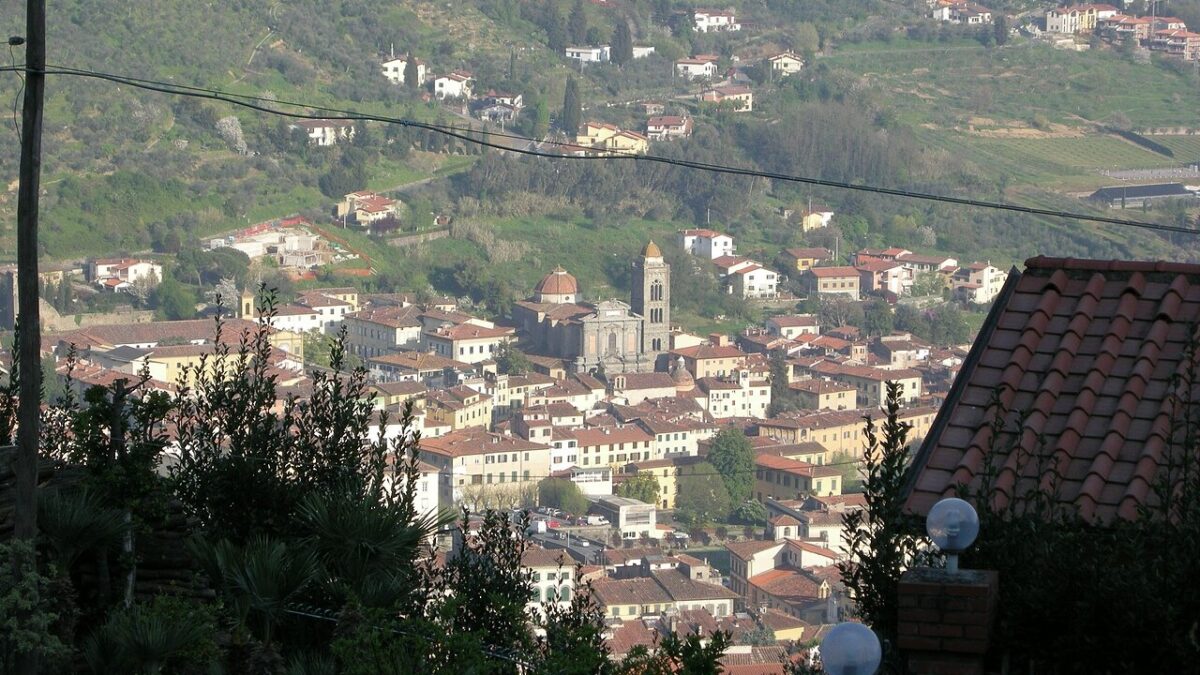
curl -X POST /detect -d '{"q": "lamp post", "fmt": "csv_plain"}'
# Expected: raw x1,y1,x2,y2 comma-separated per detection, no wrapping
819,622,882,675
926,497,979,573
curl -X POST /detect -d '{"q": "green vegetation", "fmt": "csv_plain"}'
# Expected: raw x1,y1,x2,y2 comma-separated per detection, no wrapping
707,429,755,506
616,473,660,505
6,312,739,672
537,477,589,515
676,461,732,526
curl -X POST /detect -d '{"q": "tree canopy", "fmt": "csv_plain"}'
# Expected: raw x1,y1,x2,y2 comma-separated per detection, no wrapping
676,462,731,526
707,429,755,507
616,473,660,505
537,477,589,515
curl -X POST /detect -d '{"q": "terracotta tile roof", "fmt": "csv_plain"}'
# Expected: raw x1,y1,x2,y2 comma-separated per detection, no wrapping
788,379,854,395
755,454,815,476
725,539,781,561
590,577,673,607
522,547,573,569
784,247,832,260
807,266,858,279
651,569,739,602
785,540,838,561
367,350,470,372
420,430,549,459
768,314,819,328
769,514,801,526
572,425,654,447
606,619,658,657
905,257,1200,523
748,566,823,602
671,344,746,360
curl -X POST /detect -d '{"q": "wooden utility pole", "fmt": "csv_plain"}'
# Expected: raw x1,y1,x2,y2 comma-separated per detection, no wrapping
12,0,45,670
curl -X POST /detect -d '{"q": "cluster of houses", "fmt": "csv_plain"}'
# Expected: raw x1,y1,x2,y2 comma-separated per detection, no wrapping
676,224,1006,305
335,190,402,229
87,258,163,294
204,216,350,272
41,229,1001,670
930,0,995,25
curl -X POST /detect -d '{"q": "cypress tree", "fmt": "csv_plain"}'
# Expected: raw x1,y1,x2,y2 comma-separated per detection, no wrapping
403,57,419,89
611,18,633,66
569,0,588,45
561,77,581,136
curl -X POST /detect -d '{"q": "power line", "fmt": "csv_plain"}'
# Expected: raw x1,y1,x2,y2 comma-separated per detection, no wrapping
2,63,1197,238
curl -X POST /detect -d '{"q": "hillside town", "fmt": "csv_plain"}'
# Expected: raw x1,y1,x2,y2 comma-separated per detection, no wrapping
5,0,1200,672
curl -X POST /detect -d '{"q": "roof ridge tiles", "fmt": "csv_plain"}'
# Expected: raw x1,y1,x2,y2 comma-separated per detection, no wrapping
1026,257,1200,276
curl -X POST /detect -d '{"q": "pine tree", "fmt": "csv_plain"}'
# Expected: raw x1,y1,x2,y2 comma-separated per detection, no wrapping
569,0,588,45
611,18,634,66
561,77,581,136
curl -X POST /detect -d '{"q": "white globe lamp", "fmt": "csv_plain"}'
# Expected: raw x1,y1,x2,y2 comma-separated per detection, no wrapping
926,497,979,573
820,622,882,675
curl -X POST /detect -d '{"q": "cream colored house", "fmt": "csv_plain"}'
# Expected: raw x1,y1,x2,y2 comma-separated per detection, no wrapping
805,266,860,300
670,343,748,379
417,430,552,509
424,385,494,431
788,379,855,411
421,323,514,364
767,52,804,75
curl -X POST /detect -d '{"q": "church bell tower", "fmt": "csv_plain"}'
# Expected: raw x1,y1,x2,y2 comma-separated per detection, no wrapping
631,240,671,359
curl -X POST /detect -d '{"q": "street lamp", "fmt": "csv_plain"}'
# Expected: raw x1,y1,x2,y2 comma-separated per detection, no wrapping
926,497,979,573
819,622,881,675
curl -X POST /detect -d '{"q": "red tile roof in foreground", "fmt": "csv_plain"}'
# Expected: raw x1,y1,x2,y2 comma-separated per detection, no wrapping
905,257,1200,523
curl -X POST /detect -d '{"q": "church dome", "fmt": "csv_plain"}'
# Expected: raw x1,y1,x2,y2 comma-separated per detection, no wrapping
671,355,694,393
534,266,579,302
642,240,663,258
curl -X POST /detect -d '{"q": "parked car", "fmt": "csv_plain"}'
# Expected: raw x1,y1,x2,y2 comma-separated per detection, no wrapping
585,515,610,526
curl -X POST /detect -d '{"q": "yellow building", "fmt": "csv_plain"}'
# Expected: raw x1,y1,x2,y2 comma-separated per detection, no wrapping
782,248,832,273
576,121,620,147
788,379,856,411
757,407,938,456
602,130,650,155
622,455,706,509
425,385,494,431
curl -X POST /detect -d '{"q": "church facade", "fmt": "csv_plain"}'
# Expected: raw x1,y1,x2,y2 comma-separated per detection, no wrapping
512,242,671,374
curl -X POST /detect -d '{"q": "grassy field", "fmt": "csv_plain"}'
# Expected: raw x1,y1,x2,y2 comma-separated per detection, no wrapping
1150,135,1200,162
825,39,1200,131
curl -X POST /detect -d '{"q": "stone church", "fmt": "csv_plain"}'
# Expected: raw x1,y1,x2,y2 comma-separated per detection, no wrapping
512,241,671,374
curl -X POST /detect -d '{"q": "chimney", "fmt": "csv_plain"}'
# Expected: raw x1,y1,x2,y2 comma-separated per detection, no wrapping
897,568,998,675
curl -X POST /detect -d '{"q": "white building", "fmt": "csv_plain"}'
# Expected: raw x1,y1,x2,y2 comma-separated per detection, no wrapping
767,52,805,76
694,9,741,32
675,57,719,80
694,370,772,419
590,495,657,541
646,115,693,141
90,258,163,292
523,548,575,618
729,263,779,299
565,45,610,63
434,71,474,99
289,119,356,147
380,55,426,85
267,304,326,334
632,46,657,59
677,228,734,260
952,262,1008,304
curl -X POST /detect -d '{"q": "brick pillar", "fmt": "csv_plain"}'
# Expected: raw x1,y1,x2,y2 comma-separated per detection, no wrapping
897,568,998,675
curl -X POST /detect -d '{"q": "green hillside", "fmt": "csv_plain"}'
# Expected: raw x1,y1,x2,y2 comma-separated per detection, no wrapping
0,0,1196,276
